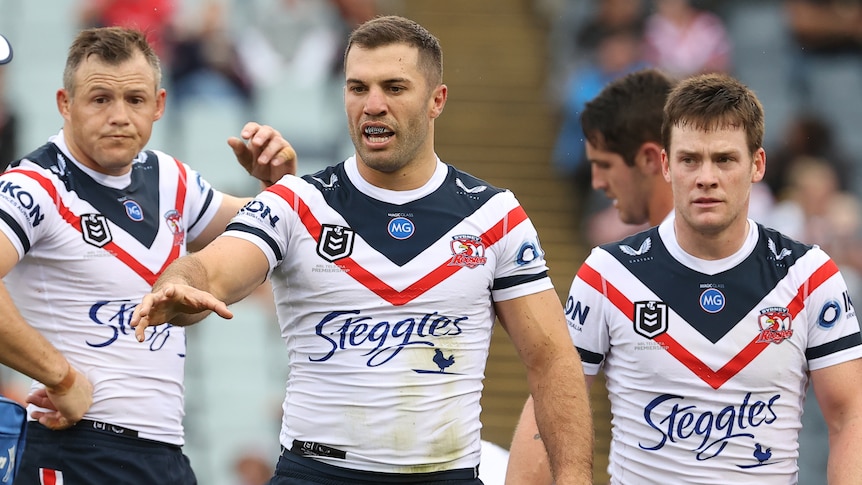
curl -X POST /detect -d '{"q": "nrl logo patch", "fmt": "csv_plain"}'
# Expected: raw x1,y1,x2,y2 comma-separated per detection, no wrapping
81,213,112,248
317,224,355,262
633,300,668,339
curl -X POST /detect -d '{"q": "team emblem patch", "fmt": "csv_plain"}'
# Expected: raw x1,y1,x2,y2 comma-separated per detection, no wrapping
81,213,112,248
757,307,793,344
633,301,668,339
448,235,487,268
164,210,185,246
317,224,355,262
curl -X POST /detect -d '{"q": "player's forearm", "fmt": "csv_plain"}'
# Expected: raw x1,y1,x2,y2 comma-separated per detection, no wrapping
527,351,594,485
154,254,210,294
150,254,218,326
505,395,554,485
827,417,862,484
0,284,72,387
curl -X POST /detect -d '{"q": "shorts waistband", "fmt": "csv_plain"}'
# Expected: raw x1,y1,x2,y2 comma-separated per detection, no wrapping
76,419,139,438
281,445,479,483
70,419,180,449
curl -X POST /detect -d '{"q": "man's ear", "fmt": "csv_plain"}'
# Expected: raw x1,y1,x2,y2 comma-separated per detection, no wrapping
637,142,664,175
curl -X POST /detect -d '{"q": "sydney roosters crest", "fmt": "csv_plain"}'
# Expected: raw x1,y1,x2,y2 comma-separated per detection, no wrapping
448,235,487,268
757,307,793,344
164,210,185,246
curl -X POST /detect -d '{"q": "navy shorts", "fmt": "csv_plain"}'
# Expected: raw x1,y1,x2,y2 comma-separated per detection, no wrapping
268,446,484,485
15,421,196,485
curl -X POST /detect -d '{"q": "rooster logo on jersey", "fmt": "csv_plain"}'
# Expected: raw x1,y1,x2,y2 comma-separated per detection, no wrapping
756,307,793,344
448,235,487,268
164,210,184,246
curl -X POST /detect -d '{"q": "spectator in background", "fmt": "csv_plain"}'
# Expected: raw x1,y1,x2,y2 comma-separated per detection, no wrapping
546,0,648,105
168,0,254,111
78,0,175,58
239,0,378,91
764,113,855,199
784,0,862,102
327,0,379,73
551,27,648,218
783,0,862,197
643,0,731,78
572,0,647,63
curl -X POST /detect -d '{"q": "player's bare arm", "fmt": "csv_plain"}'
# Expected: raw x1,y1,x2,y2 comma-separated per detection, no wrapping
132,236,270,341
506,395,553,485
810,358,862,484
496,289,594,485
0,234,94,429
507,375,597,484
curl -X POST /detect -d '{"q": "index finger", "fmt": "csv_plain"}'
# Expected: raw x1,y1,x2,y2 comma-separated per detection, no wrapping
239,121,263,140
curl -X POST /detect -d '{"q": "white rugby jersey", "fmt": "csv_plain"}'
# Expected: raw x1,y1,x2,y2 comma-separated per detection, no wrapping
222,156,552,473
0,131,223,445
568,218,862,484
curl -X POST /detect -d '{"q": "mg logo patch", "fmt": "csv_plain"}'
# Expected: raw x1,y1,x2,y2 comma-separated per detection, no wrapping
81,213,112,248
317,224,355,262
633,301,668,339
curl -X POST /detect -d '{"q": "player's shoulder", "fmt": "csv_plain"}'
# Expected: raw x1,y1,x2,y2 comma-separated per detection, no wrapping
446,165,506,199
597,225,660,259
2,142,69,194
301,163,343,191
8,142,61,173
755,222,816,265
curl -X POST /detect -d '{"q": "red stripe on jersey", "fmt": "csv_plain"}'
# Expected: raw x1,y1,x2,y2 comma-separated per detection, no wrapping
268,184,527,306
9,163,189,286
579,258,840,389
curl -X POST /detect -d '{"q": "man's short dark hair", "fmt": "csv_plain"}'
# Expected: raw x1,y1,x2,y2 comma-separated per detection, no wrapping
581,68,675,166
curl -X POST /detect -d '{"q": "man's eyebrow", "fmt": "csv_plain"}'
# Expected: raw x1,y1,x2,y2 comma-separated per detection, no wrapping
346,77,413,85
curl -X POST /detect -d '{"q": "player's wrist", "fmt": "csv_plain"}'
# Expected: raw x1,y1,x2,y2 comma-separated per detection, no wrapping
46,363,76,395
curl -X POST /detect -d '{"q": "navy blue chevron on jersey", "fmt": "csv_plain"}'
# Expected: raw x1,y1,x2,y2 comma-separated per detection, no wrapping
0,131,224,445
221,156,552,474
566,217,862,484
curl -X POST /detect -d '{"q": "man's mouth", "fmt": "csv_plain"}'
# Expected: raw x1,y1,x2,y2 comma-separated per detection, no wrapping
364,126,393,143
